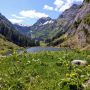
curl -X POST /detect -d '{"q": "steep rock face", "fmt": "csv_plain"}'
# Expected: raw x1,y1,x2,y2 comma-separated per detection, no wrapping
52,4,80,39
51,1,90,49
75,2,90,47
65,2,90,49
49,4,80,46
33,17,53,26
58,4,79,21
30,17,54,31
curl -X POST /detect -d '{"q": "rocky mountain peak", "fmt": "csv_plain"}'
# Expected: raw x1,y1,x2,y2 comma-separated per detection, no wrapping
71,4,79,9
33,17,54,26
58,4,80,21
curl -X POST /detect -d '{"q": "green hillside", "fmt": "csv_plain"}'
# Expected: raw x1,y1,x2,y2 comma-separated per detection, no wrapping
0,34,19,54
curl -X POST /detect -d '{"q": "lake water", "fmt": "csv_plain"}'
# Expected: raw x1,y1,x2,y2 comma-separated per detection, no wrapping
26,47,64,53
4,47,66,56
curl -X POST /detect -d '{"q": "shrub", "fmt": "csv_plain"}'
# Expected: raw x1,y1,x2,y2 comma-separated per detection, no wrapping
84,0,90,3
74,19,81,28
11,81,26,90
56,62,62,66
84,13,90,25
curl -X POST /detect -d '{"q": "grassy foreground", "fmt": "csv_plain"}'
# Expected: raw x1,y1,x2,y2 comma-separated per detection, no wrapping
0,50,90,90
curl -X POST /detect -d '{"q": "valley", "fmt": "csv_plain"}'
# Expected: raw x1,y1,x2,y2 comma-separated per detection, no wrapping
12,0,90,50
0,0,90,90
0,0,90,50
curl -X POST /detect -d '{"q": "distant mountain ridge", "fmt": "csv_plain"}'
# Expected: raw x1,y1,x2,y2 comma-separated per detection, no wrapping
33,17,54,26
14,23,30,36
14,17,55,41
29,17,55,40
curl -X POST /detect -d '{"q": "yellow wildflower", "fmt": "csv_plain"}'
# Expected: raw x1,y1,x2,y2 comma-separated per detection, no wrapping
88,65,90,67
66,73,69,77
66,64,69,66
70,73,76,77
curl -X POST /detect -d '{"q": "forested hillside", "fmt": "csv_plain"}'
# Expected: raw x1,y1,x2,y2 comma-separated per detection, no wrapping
0,13,40,47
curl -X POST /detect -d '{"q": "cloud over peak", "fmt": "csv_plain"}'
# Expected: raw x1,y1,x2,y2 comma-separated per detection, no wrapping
54,0,83,12
9,0,83,24
44,0,83,12
9,10,49,24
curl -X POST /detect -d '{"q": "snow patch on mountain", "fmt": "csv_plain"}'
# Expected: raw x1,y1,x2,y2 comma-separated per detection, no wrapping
39,20,54,26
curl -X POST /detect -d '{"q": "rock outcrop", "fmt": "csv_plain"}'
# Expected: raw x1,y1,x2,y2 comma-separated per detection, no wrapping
71,60,88,66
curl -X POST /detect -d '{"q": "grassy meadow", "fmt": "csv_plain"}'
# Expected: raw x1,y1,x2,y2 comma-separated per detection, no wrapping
0,50,90,90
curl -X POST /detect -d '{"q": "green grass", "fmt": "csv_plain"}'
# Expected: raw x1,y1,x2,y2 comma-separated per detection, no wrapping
0,50,90,90
84,0,90,3
0,34,19,55
40,41,47,46
84,13,90,25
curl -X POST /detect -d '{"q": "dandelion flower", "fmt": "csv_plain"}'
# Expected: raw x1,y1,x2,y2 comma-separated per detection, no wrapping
70,73,76,77
66,73,69,77
88,65,90,67
66,64,69,66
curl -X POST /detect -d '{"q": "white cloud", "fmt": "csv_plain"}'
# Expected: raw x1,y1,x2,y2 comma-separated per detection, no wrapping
75,0,83,2
54,0,64,8
43,5,53,11
54,0,83,12
19,10,48,18
43,0,83,12
59,3,71,12
9,19,23,23
10,10,49,24
12,14,25,19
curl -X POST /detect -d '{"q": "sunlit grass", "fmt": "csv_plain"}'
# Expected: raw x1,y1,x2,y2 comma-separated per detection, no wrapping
0,50,90,90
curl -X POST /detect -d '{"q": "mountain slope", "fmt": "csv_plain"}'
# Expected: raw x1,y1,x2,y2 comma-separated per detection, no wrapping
47,4,80,45
0,13,39,47
49,1,90,50
29,17,55,40
14,17,56,41
0,34,19,54
14,24,30,36
61,1,90,49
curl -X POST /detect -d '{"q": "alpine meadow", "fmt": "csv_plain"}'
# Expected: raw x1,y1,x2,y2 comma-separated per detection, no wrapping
0,0,90,90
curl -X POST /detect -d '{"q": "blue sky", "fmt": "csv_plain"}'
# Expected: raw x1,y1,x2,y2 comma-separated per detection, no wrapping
0,0,83,25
